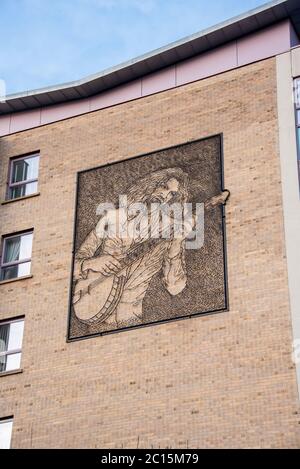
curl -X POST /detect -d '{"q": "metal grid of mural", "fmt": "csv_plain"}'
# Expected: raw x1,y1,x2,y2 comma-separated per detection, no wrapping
68,135,228,339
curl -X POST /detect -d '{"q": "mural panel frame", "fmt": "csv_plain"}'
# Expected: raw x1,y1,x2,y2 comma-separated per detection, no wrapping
67,133,229,341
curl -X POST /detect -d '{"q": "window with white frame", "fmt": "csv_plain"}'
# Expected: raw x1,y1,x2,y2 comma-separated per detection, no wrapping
0,318,24,373
0,417,13,449
7,152,39,200
0,231,33,281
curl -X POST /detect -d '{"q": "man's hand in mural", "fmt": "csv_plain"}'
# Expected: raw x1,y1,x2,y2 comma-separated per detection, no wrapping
167,237,185,259
82,255,122,277
205,190,230,210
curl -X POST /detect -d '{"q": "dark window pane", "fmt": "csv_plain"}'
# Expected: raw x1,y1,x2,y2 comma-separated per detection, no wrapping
0,262,31,281
9,181,38,200
0,323,9,370
0,324,10,353
0,265,19,281
9,184,27,200
12,160,29,183
0,355,7,373
3,237,21,263
11,155,39,184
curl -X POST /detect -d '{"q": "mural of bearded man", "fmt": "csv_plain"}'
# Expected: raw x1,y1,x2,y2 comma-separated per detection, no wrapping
72,167,192,328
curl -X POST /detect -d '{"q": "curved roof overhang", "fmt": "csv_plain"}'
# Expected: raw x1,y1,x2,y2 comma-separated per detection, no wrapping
0,0,299,115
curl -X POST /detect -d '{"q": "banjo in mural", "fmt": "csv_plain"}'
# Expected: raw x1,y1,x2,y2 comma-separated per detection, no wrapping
69,136,229,339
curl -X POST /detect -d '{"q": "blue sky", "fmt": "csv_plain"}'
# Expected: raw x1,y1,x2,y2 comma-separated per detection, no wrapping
0,0,269,95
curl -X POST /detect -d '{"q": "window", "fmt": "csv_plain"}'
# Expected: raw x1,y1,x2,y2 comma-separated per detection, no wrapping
0,231,33,281
0,418,13,449
0,318,24,373
7,153,39,200
294,78,300,179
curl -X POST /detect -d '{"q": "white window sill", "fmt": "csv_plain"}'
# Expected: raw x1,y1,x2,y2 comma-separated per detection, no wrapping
0,369,23,378
0,275,33,286
1,192,40,205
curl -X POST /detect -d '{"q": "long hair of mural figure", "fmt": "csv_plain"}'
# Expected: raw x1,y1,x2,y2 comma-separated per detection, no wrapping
68,135,229,339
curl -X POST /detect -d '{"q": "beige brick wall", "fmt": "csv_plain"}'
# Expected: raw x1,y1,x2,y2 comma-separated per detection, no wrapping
0,58,299,449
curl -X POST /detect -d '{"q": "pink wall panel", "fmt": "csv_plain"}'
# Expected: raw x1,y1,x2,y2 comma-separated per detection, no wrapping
290,22,300,48
10,108,41,134
142,66,176,96
41,98,89,125
237,20,291,67
90,79,142,112
0,115,10,136
176,42,237,86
